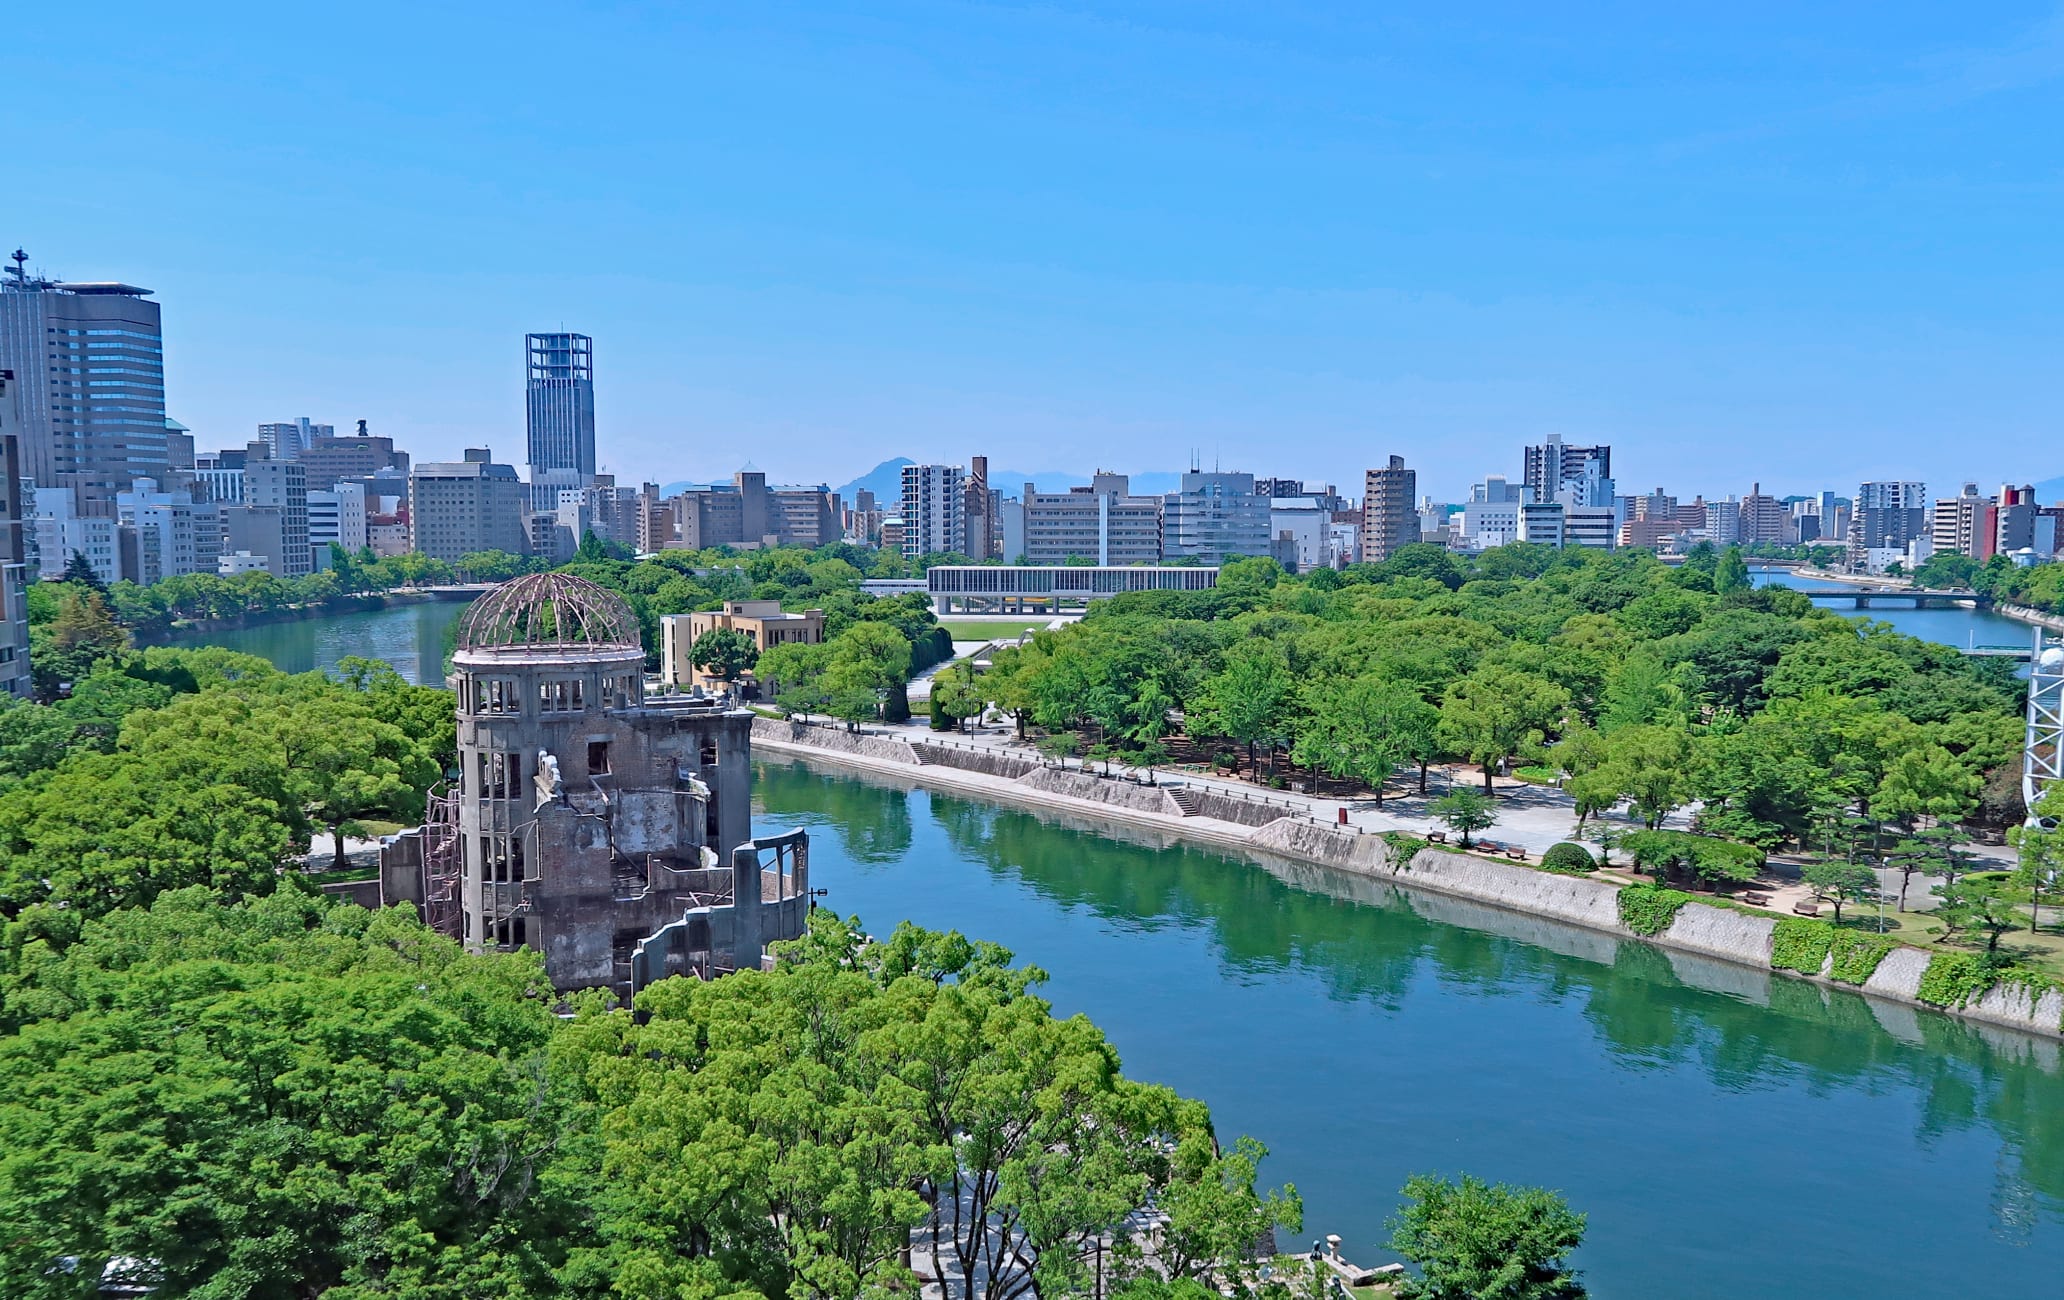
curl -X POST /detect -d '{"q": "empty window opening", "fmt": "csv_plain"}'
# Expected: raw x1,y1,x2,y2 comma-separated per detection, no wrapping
588,741,611,775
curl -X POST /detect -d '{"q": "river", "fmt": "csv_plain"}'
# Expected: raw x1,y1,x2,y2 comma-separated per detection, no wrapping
1750,565,2034,652
756,758,2064,1298
166,593,2064,1292
161,598,472,685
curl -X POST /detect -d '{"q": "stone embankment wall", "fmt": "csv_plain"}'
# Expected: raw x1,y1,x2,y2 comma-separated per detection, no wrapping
750,720,2064,1041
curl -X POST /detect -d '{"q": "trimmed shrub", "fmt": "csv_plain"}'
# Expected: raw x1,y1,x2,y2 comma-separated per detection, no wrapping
1541,842,1596,875
1617,884,1693,936
1771,917,1834,974
1827,932,1897,985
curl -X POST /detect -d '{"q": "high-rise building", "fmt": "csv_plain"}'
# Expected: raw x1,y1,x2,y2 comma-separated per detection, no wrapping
307,481,368,562
298,424,407,491
670,470,841,550
409,449,531,562
1161,470,1270,564
116,477,207,583
31,486,138,583
525,332,596,511
899,463,966,561
1738,483,1789,546
1996,485,2040,559
1849,481,1929,568
1360,455,1421,563
1523,434,1611,508
961,456,1000,560
1931,484,1992,560
0,369,30,698
242,448,310,578
257,418,332,461
0,252,170,514
1017,473,1163,566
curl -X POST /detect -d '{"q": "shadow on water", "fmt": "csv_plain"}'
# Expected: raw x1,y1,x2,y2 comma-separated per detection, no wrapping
757,757,2064,1292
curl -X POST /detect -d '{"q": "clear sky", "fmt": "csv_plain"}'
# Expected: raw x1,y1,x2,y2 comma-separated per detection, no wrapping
9,2,2061,500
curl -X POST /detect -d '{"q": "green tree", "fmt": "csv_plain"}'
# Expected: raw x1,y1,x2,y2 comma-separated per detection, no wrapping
757,639,834,710
1429,788,1499,848
1935,875,2020,952
930,659,986,733
455,548,534,582
1293,678,1429,801
1189,640,1293,776
33,588,130,700
59,550,107,594
690,625,761,683
0,891,577,1294
1596,724,1697,829
566,912,1298,1300
1802,858,1879,925
1713,544,1751,594
2008,788,2064,932
1438,668,1570,793
1386,1173,1587,1300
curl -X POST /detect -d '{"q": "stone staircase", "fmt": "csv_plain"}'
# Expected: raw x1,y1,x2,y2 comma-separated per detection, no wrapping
1167,787,1205,817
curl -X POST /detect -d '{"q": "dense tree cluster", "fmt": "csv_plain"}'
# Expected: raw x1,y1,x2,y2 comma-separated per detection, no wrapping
1914,548,2064,615
0,896,1301,1299
0,647,447,953
981,544,2025,878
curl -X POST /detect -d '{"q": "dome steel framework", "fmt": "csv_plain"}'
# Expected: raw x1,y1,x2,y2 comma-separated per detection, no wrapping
455,572,641,652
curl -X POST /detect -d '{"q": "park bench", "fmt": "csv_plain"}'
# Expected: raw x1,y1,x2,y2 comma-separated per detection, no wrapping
1426,831,1447,844
1792,900,1821,917
1504,847,1527,861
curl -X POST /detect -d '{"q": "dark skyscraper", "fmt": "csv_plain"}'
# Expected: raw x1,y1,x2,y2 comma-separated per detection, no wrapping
0,250,168,514
525,332,596,510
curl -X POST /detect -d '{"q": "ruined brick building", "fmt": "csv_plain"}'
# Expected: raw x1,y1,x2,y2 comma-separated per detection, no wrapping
381,572,809,992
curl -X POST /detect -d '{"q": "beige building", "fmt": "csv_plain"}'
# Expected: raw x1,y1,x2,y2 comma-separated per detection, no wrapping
661,600,826,690
1361,455,1421,563
408,448,530,563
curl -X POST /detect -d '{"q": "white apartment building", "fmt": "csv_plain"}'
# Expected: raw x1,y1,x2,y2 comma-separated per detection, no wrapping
898,463,966,561
307,480,368,565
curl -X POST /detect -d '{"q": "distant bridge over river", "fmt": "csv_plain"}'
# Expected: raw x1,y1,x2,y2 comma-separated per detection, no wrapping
1805,588,1983,609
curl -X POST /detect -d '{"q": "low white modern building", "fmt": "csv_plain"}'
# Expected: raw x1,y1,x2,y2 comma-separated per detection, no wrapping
928,564,1218,613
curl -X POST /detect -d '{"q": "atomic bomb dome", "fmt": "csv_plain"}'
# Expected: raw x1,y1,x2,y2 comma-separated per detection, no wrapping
455,571,640,654
379,571,810,993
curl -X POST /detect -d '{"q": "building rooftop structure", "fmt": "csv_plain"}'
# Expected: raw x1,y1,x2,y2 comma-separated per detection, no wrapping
381,572,809,993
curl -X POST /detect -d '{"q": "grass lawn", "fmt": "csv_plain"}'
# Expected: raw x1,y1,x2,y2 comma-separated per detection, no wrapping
1832,907,2064,979
939,620,1052,641
355,818,411,838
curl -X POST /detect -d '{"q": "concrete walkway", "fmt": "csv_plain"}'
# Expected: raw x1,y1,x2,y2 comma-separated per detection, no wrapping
869,718,1603,854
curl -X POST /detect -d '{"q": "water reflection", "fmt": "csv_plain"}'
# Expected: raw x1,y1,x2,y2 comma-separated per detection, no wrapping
160,598,470,685
757,758,2064,1293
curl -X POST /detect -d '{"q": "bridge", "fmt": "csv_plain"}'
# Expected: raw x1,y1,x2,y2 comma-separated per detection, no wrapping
1964,645,2034,660
1803,588,1978,609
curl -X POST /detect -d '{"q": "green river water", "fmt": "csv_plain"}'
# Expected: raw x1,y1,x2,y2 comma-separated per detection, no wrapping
169,598,2064,1295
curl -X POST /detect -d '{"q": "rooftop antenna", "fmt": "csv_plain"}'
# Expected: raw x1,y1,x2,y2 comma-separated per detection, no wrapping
6,249,25,284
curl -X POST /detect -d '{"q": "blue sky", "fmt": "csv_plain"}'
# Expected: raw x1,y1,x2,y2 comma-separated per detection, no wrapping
9,2,2062,500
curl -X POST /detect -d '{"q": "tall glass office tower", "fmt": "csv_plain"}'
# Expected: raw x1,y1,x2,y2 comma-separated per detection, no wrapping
0,252,168,514
525,332,595,511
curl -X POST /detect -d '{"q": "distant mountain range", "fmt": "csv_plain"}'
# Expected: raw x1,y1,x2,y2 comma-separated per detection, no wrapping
833,458,1182,504
2031,476,2064,503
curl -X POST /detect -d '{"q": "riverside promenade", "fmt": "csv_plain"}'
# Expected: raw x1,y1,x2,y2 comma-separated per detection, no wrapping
751,714,2064,1041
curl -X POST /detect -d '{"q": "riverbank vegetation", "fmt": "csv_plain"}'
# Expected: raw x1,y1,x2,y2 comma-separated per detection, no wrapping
973,543,2062,990
1913,549,2064,614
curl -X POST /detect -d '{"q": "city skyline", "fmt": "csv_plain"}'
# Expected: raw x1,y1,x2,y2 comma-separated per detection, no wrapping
9,4,2060,498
